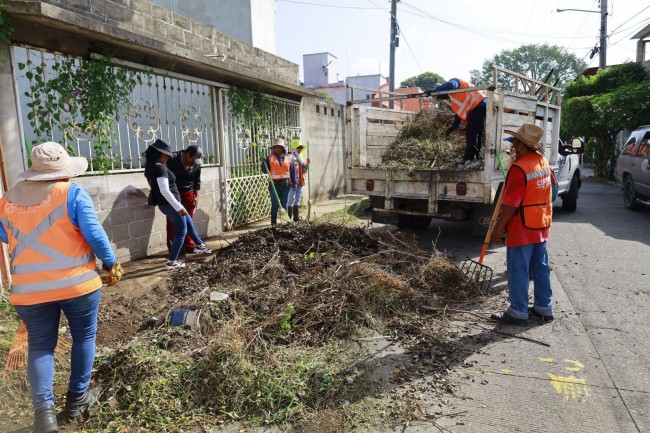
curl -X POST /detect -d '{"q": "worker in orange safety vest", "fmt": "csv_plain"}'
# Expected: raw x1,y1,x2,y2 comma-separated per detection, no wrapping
0,142,123,432
261,137,297,226
425,78,486,167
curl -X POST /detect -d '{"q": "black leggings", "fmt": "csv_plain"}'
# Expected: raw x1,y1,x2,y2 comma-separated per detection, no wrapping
463,104,486,162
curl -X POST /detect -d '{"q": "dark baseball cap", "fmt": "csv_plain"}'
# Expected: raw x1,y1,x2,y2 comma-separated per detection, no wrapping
186,145,203,164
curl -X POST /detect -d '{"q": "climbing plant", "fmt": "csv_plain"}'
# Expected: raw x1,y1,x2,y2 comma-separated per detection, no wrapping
226,86,278,128
18,48,146,173
0,1,12,67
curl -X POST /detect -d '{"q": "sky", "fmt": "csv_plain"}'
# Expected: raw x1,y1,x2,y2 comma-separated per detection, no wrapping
275,0,650,85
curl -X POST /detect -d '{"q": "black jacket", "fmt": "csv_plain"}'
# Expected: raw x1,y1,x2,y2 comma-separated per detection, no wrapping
166,152,201,192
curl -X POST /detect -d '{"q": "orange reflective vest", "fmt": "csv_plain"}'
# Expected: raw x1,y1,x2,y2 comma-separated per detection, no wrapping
0,182,102,306
514,154,553,230
268,154,293,180
448,79,485,122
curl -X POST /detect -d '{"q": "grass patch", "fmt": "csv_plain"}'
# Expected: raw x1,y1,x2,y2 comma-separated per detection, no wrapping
313,199,370,226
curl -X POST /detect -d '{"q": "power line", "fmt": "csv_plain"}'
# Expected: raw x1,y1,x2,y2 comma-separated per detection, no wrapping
277,0,383,10
608,6,650,36
395,20,422,74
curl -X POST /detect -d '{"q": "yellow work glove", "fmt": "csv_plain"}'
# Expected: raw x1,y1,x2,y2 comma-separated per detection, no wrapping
103,261,124,287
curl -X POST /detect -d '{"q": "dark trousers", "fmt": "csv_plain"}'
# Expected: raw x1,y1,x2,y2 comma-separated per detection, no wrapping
166,190,197,253
463,104,486,162
269,181,290,225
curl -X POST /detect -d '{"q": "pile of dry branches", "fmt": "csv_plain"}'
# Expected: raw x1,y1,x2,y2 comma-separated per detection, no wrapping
167,223,482,349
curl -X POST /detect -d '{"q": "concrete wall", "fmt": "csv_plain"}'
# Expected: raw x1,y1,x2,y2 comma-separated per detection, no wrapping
5,0,298,86
147,0,276,55
300,97,346,201
303,52,338,86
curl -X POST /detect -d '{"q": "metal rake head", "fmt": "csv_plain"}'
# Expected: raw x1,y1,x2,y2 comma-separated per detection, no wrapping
460,258,494,292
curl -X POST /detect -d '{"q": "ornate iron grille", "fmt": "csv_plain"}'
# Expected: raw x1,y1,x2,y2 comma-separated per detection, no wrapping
11,46,220,173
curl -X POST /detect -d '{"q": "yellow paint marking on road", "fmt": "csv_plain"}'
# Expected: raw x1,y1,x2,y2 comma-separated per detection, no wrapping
564,359,585,372
500,369,513,374
546,373,590,400
539,357,556,364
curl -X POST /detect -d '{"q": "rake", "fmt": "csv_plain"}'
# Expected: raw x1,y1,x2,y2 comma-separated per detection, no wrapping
461,147,508,291
3,321,72,377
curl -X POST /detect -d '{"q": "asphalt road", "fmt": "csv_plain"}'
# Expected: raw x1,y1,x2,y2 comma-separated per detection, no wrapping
398,172,650,432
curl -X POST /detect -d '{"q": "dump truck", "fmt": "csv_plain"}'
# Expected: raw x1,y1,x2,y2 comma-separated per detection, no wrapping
345,65,584,233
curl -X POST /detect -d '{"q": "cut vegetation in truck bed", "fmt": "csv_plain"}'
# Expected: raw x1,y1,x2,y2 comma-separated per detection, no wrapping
380,109,476,170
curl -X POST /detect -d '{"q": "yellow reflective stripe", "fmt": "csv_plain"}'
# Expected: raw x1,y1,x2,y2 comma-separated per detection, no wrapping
526,167,551,181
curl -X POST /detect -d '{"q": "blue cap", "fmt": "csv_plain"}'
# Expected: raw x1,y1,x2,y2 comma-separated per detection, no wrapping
503,136,514,142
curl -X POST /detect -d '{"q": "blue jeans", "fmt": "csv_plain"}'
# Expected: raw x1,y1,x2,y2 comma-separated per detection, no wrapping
269,183,290,225
158,204,204,261
506,242,553,319
288,185,303,207
15,289,101,410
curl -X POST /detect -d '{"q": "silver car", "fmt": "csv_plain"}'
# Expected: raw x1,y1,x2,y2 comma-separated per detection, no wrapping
615,125,650,210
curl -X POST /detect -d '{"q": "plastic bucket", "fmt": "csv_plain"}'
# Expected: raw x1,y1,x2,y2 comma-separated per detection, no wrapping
167,309,202,332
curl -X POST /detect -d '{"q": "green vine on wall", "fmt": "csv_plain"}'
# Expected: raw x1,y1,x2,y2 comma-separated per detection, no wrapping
18,48,145,173
227,86,278,130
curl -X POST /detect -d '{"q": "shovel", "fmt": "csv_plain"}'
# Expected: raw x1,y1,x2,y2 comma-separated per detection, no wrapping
461,148,508,291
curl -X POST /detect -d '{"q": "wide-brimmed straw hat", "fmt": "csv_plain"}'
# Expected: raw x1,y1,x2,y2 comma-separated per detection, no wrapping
18,142,88,181
271,137,287,152
504,124,545,154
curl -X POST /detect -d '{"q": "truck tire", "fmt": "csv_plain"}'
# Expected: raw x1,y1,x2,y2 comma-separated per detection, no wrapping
623,176,640,210
397,214,432,230
561,174,579,212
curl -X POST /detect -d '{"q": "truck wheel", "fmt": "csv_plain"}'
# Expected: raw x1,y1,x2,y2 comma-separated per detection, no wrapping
561,174,579,212
623,176,640,210
397,215,432,230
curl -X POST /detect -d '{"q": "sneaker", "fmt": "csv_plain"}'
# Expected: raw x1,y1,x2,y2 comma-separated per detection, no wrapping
528,307,554,322
165,260,186,270
490,311,528,326
192,243,212,254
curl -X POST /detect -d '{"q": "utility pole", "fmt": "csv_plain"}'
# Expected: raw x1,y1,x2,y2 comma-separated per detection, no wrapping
388,0,398,109
599,0,608,69
557,0,608,69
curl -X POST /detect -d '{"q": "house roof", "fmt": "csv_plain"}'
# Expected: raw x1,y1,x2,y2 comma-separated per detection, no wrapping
632,23,650,40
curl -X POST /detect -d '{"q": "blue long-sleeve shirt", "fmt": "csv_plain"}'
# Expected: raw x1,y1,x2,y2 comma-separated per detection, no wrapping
261,153,297,186
0,184,117,267
432,78,486,130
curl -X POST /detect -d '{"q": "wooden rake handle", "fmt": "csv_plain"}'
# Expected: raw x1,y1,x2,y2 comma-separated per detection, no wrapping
479,184,504,265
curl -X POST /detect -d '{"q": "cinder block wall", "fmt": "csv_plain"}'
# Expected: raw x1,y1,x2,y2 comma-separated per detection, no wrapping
7,0,299,84
300,97,347,201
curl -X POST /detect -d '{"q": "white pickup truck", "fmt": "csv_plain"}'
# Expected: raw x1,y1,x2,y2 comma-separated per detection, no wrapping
345,65,583,233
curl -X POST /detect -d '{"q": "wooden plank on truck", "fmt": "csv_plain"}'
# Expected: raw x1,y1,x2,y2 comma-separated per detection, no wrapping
359,106,368,167
503,94,538,112
367,122,403,138
365,108,412,123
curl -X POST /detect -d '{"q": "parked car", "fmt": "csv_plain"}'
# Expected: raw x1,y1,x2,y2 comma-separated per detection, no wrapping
615,125,650,210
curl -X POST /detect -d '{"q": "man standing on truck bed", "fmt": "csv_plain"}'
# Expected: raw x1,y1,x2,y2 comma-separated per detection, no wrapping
489,123,555,326
426,78,486,167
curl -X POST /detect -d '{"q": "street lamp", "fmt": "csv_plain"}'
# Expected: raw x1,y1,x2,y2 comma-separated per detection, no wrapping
557,1,608,69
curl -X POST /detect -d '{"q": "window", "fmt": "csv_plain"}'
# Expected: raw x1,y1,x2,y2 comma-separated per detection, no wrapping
316,105,320,113
622,138,637,156
324,107,328,115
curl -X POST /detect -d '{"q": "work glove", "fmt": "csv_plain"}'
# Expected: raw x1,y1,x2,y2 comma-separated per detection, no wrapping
103,261,124,287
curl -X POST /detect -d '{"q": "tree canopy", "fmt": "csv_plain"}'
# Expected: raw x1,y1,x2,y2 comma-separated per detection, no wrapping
400,72,445,90
561,62,650,178
470,44,588,90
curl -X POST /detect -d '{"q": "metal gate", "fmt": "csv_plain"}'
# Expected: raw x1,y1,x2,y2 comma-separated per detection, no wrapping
224,100,301,229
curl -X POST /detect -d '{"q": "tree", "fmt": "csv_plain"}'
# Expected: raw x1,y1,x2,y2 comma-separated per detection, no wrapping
562,62,650,178
470,44,587,90
400,72,445,90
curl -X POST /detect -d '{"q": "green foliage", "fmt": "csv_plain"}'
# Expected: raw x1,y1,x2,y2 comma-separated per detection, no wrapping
0,2,12,45
19,49,145,173
561,62,650,178
227,86,278,129
564,61,649,98
400,71,445,90
278,303,296,334
470,43,587,89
